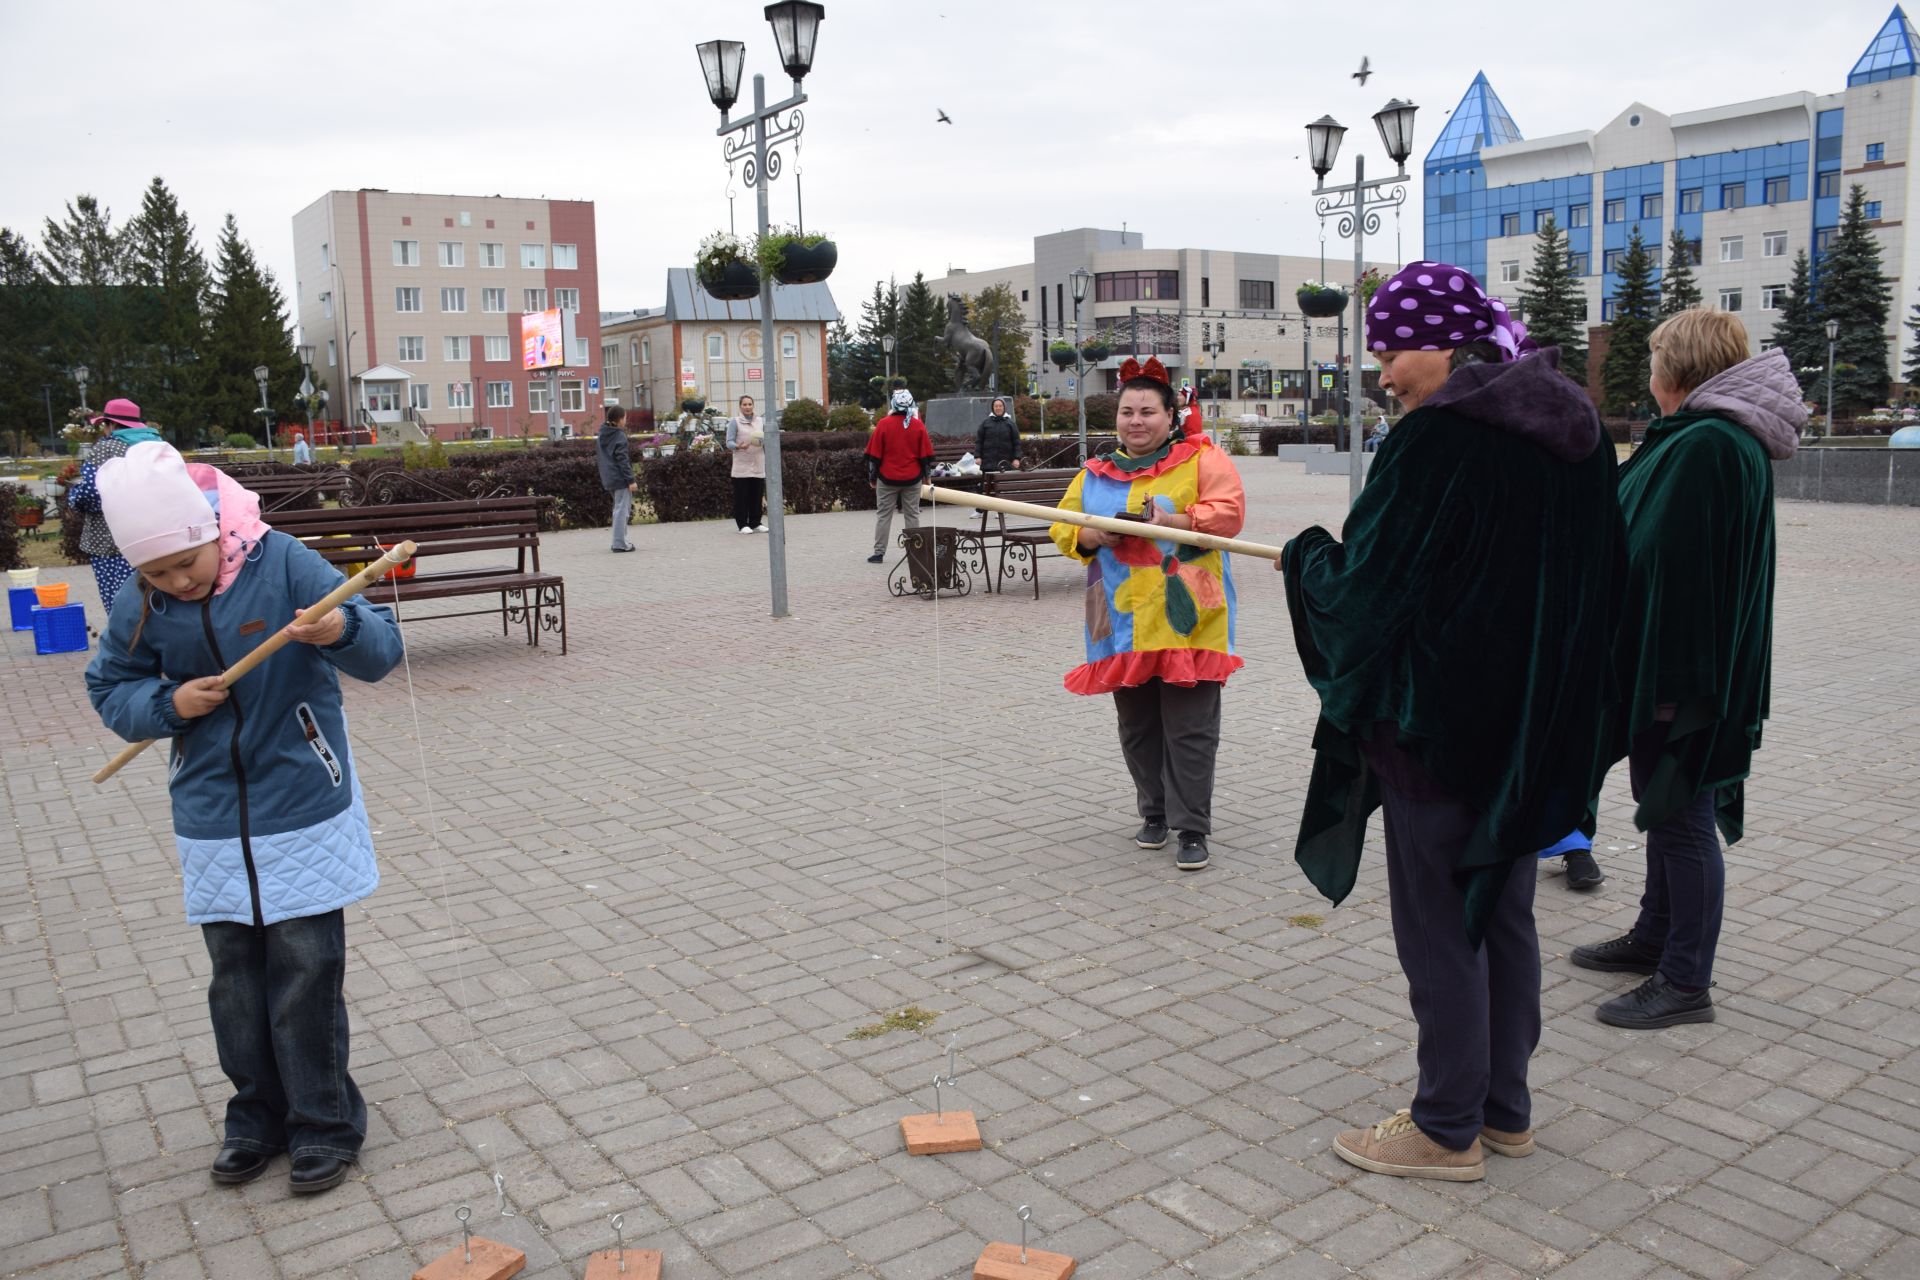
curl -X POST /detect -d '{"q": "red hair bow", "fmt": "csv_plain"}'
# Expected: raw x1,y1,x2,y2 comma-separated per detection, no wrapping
1117,356,1170,386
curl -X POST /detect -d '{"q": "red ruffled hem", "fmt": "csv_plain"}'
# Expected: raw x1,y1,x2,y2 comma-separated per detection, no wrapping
1064,648,1244,696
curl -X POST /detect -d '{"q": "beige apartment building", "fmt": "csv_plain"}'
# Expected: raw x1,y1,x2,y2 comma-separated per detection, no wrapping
599,271,838,426
291,190,603,440
925,229,1397,421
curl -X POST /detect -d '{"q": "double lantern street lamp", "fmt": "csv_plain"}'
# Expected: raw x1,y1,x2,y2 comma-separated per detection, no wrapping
695,0,826,620
1824,316,1840,438
1071,267,1090,463
73,365,90,413
882,332,895,382
1306,97,1418,507
298,345,328,456
253,365,276,461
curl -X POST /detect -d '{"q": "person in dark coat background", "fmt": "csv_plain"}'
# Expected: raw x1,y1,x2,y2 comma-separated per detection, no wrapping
975,397,1021,471
596,405,636,553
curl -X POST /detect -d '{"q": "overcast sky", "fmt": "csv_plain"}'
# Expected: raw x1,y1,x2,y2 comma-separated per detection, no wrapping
0,0,1897,336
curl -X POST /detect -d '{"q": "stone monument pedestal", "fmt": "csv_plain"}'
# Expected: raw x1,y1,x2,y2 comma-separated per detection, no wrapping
923,396,999,439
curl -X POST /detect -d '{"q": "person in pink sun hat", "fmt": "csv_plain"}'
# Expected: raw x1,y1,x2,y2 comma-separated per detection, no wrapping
63,397,166,608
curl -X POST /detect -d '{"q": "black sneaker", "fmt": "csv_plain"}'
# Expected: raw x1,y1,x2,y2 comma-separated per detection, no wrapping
1596,972,1715,1029
866,553,886,563
1563,849,1605,890
1134,821,1169,850
1570,932,1664,975
1176,831,1210,871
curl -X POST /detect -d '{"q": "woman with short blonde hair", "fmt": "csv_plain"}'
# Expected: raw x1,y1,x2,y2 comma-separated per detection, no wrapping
1572,308,1804,1029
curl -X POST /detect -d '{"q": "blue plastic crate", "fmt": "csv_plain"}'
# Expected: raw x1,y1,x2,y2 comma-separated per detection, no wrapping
32,603,88,655
8,586,35,631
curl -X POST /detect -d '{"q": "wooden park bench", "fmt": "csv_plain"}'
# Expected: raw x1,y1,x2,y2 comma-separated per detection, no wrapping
217,465,351,512
974,468,1079,598
269,496,567,653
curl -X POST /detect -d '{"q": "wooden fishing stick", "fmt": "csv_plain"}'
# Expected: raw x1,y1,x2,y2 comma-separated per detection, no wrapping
920,485,1284,562
91,540,419,784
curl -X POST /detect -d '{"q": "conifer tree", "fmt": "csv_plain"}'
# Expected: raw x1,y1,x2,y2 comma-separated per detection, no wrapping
1901,296,1920,386
1821,184,1893,411
1659,226,1703,315
40,195,135,399
854,279,902,406
1599,227,1658,415
205,214,299,442
124,177,211,443
897,272,945,397
0,228,54,452
1770,249,1825,396
1517,214,1587,382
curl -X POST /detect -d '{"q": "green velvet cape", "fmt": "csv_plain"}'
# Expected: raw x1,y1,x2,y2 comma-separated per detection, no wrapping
1610,412,1777,842
1282,406,1625,944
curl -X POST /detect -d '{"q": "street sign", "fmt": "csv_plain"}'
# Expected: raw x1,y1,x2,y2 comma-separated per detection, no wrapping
1067,377,1076,392
746,366,763,381
1320,373,1334,389
587,376,600,393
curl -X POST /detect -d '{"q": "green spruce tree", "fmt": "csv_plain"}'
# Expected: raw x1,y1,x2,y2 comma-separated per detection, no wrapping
1821,184,1894,411
853,278,902,406
1517,214,1587,382
825,316,859,406
40,194,135,403
124,177,212,445
1660,226,1702,315
1902,295,1920,386
0,228,55,453
1599,227,1659,416
204,214,299,443
896,272,945,398
1770,249,1825,396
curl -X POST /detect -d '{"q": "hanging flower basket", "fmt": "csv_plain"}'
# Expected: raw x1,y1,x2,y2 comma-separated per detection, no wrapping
700,261,761,301
764,235,838,285
1049,342,1077,370
1081,341,1111,363
1296,284,1350,318
680,396,706,415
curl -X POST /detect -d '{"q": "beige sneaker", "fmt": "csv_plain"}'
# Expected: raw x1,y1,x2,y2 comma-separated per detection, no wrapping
1479,1124,1535,1157
1333,1109,1485,1181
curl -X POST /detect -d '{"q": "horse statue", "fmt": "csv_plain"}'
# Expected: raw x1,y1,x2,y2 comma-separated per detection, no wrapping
942,293,997,394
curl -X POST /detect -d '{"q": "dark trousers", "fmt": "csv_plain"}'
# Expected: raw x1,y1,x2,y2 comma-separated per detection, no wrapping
202,910,365,1161
1629,732,1724,988
1113,679,1221,835
732,476,766,530
1380,781,1540,1150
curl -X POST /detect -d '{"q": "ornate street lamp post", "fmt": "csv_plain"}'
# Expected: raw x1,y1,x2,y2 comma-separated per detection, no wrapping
1071,267,1090,461
1824,317,1840,439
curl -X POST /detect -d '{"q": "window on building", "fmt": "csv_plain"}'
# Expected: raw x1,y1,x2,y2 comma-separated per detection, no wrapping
1237,279,1276,310
529,382,550,413
554,288,580,312
1641,194,1663,219
1535,208,1555,231
444,335,470,361
780,332,798,359
602,345,621,388
1500,212,1520,236
559,380,584,412
1020,289,1028,302
448,381,473,409
482,288,506,312
1201,277,1211,307
441,287,466,313
553,244,578,270
393,239,419,266
484,334,511,362
784,378,798,404
395,287,421,312
1761,284,1786,310
397,336,424,362
320,242,330,269
1603,248,1624,274
1764,176,1790,204
1866,200,1884,220
1867,142,1885,162
1817,171,1840,198
1569,203,1590,228
326,339,336,367
439,241,464,268
1602,298,1616,321
1568,251,1590,275
409,384,430,411
521,243,546,269
486,380,512,408
640,337,649,365
1721,182,1747,209
1763,231,1787,257
1500,260,1520,284
1720,236,1744,263
480,242,505,268
523,288,546,312
1680,188,1702,214
1718,287,1743,312
1094,270,1181,302
320,291,332,319
1603,199,1625,224
706,333,724,360
570,337,588,366
1682,237,1703,265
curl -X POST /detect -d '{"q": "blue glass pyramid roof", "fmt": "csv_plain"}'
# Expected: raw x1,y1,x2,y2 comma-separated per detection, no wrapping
1850,6,1920,85
1425,72,1524,164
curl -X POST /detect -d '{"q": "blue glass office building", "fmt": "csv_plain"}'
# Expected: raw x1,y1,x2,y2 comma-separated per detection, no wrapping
1424,7,1920,374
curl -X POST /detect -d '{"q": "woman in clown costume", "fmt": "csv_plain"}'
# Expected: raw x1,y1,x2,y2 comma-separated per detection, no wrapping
1050,357,1246,872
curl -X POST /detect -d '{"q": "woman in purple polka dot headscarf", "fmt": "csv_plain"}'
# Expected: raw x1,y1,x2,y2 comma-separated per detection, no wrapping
1367,260,1534,360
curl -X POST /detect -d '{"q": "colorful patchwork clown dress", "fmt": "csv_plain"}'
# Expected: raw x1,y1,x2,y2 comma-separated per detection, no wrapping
1049,432,1246,695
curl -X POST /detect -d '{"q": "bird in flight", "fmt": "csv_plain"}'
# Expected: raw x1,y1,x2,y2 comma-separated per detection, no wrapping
936,109,953,124
1353,56,1372,86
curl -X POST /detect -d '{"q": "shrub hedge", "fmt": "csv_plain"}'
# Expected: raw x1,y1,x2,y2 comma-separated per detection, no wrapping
0,482,24,571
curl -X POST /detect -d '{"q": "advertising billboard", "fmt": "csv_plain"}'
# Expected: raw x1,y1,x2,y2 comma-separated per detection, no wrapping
521,309,565,371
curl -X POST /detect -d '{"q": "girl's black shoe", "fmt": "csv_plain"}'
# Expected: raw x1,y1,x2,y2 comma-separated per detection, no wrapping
210,1148,273,1185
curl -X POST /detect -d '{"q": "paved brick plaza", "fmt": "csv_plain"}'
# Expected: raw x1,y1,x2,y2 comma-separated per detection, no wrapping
3,458,1917,1279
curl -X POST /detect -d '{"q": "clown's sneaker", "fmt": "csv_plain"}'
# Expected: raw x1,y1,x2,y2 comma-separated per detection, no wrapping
1332,1109,1484,1181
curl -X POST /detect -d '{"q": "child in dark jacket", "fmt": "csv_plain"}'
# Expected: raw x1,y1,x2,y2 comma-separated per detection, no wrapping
85,442,403,1196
